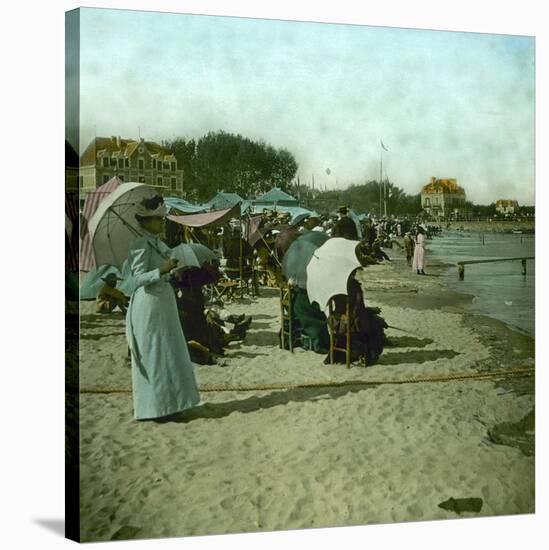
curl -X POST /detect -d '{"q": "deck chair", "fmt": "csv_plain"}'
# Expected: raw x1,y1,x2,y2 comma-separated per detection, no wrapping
223,265,258,297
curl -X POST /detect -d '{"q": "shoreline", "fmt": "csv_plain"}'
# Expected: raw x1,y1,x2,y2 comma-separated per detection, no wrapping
77,248,535,542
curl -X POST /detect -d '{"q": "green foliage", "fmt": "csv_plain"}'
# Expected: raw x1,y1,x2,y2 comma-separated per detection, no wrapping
303,180,422,217
163,131,298,201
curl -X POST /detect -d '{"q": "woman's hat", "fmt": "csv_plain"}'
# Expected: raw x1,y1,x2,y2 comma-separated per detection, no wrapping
102,273,122,283
136,195,168,217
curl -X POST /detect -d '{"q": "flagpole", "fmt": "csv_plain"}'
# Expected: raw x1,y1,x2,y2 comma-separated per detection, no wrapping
379,149,383,217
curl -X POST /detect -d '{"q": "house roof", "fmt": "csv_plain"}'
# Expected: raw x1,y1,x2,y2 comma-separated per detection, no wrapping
422,178,465,195
255,187,298,203
80,137,176,166
496,199,519,207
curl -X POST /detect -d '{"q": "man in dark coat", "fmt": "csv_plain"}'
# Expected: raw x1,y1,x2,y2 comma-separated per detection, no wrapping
331,206,358,240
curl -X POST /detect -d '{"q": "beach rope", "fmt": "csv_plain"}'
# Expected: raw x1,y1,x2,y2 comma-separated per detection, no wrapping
80,365,534,394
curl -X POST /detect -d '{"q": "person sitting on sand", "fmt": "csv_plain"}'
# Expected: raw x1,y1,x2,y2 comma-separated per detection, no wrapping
171,268,252,364
96,273,129,314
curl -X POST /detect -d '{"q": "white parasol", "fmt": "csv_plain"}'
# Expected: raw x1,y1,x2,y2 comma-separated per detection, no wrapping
305,237,362,310
88,182,164,269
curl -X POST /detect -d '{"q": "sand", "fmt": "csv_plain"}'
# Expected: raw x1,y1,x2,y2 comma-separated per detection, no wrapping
77,248,535,542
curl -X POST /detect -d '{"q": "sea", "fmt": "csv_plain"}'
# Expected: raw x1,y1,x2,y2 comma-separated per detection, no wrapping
427,230,535,337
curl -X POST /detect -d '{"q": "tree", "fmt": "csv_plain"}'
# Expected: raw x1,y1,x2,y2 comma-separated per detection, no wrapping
164,131,299,201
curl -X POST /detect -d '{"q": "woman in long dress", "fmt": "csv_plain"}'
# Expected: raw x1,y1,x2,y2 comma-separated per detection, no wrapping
412,226,427,275
126,196,200,420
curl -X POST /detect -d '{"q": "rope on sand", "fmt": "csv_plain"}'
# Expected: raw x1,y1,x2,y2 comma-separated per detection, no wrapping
80,366,534,394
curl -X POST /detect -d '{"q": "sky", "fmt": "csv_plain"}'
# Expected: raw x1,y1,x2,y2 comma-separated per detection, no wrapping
75,7,536,204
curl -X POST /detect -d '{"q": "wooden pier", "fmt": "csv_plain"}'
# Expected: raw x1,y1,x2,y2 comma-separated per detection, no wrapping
457,257,535,280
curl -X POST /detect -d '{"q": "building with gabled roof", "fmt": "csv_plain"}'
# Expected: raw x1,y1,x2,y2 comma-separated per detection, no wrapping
79,136,184,197
420,177,466,219
495,199,519,215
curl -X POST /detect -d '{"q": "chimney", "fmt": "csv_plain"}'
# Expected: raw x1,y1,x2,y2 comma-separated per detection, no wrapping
116,136,121,148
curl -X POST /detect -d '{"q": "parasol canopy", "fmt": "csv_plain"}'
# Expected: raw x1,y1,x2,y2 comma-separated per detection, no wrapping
282,232,330,289
306,237,362,310
170,243,221,288
88,182,162,270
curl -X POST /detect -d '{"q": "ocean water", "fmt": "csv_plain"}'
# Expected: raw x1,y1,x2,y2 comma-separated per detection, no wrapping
427,231,535,337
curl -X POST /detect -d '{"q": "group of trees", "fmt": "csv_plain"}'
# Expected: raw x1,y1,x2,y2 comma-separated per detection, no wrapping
301,181,422,217
164,131,298,201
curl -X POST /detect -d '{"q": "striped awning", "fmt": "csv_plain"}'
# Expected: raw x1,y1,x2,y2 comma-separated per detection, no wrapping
79,176,123,271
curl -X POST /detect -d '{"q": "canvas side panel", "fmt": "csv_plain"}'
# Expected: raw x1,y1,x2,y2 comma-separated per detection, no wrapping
65,7,80,543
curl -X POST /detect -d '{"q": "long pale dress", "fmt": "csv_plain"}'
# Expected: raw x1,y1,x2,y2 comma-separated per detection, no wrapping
412,232,426,271
126,231,200,420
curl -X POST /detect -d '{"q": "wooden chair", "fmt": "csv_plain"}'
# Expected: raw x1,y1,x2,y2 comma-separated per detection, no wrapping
280,283,294,352
224,266,258,297
327,296,352,368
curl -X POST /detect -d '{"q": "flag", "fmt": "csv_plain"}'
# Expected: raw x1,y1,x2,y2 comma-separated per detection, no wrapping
381,140,389,151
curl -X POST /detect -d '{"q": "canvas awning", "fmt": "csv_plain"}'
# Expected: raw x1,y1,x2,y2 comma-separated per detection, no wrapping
167,203,241,228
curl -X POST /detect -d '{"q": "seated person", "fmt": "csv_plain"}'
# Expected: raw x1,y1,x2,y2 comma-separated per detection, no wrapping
290,286,329,354
173,280,252,364
328,275,388,366
96,273,128,314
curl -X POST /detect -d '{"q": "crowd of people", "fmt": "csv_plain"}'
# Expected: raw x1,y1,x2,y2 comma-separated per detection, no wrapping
93,196,442,421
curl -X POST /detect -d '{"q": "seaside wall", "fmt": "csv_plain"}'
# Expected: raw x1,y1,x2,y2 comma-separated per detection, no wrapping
445,220,535,233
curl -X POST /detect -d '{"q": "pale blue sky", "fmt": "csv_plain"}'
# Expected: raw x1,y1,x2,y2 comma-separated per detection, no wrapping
78,8,535,204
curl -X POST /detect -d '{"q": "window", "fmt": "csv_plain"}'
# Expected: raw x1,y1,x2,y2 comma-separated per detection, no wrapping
152,159,156,169
125,158,130,168
157,176,163,185
103,174,110,183
138,176,145,183
118,158,124,169
171,177,177,190
78,175,84,188
110,158,116,167
158,161,162,171
171,162,176,172
138,158,144,170
102,158,109,168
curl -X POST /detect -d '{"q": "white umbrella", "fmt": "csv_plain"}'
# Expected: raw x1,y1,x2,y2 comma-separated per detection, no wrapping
306,237,362,310
88,182,163,269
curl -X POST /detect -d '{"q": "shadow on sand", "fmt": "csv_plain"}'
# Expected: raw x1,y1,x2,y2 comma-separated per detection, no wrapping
154,383,378,424
377,349,459,365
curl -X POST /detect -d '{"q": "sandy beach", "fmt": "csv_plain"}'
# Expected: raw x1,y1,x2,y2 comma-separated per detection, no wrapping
78,247,535,542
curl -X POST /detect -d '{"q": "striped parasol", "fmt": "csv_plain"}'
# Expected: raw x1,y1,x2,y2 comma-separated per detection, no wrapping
80,176,123,271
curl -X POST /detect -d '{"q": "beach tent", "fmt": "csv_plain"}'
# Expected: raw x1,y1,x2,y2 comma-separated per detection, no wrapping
164,196,207,214
204,192,243,211
80,176,124,271
254,187,299,207
167,203,241,228
267,205,317,223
